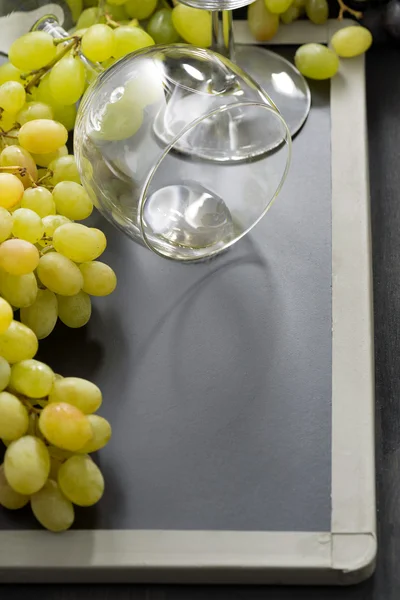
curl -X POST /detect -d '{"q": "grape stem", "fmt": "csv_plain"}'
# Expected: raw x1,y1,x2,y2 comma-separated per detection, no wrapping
336,0,362,20
24,37,81,94
105,13,121,29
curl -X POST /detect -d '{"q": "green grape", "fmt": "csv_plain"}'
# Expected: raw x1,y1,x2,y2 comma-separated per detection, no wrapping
49,456,63,480
280,4,302,22
0,298,13,335
32,145,68,169
49,377,102,414
66,0,83,23
21,186,56,218
0,82,26,115
9,32,57,72
108,0,128,5
113,26,154,60
147,9,180,44
17,102,54,125
0,146,38,190
305,0,328,24
39,402,92,451
94,90,143,141
10,359,55,399
295,43,339,79
84,0,99,5
53,223,107,263
0,110,18,132
0,392,29,440
0,356,11,391
0,320,38,363
0,173,24,209
52,181,92,220
57,291,92,329
265,0,294,14
76,7,106,30
31,479,75,532
330,26,372,58
36,74,58,107
248,0,279,41
41,214,71,241
20,289,58,340
78,415,111,453
4,435,50,495
79,261,117,296
0,464,29,510
49,155,80,185
172,4,211,47
49,56,86,106
36,253,83,296
0,239,40,275
82,25,115,63
0,63,23,86
19,119,68,155
12,208,44,243
52,103,77,132
104,2,129,20
0,207,12,242
58,454,104,506
0,272,38,308
125,0,157,19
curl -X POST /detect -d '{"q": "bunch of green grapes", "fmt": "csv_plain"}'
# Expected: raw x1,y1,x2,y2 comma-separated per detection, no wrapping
0,354,111,532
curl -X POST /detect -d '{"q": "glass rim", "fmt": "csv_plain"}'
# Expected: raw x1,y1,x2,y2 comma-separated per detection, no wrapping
138,99,292,262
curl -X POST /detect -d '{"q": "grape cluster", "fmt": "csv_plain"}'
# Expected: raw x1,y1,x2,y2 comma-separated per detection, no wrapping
0,18,118,532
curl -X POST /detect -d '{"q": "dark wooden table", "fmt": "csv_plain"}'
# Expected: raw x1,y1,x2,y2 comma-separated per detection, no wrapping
3,45,400,599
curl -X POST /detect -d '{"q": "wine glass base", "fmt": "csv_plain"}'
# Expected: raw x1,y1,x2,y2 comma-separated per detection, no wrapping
234,45,311,138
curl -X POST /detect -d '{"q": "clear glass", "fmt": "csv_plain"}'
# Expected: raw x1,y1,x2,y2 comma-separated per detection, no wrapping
75,45,291,261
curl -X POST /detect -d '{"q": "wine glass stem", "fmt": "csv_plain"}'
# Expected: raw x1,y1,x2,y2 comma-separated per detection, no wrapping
211,10,235,62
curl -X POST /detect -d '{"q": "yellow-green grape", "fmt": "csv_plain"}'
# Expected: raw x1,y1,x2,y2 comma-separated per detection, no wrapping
41,214,71,241
35,74,58,107
0,207,12,242
0,356,11,391
49,456,63,480
108,0,128,5
20,289,58,340
76,7,106,30
78,415,112,453
49,377,102,414
104,1,129,20
280,4,302,22
0,82,26,115
265,0,294,14
36,253,83,296
248,0,279,41
19,119,68,155
10,359,55,399
57,291,92,329
295,43,339,79
0,110,18,131
52,104,77,132
31,479,75,532
0,146,38,190
330,26,373,58
113,26,154,60
66,0,83,22
79,261,117,296
12,208,44,243
0,320,38,363
39,402,93,451
49,56,87,107
0,463,29,509
32,145,68,169
52,181,92,220
0,298,13,335
0,239,40,275
172,4,211,47
0,272,38,308
305,0,328,24
0,63,23,86
17,102,54,125
53,223,107,263
84,0,98,6
49,155,80,185
4,436,50,495
0,173,24,209
125,0,157,19
94,92,143,141
81,25,115,63
58,454,104,506
148,9,180,45
0,392,29,440
9,32,57,71
21,186,56,218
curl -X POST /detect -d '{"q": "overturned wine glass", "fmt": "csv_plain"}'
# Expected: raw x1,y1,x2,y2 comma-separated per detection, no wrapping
0,2,291,262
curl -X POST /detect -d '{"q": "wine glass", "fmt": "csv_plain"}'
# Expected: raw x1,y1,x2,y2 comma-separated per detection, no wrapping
179,0,311,137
